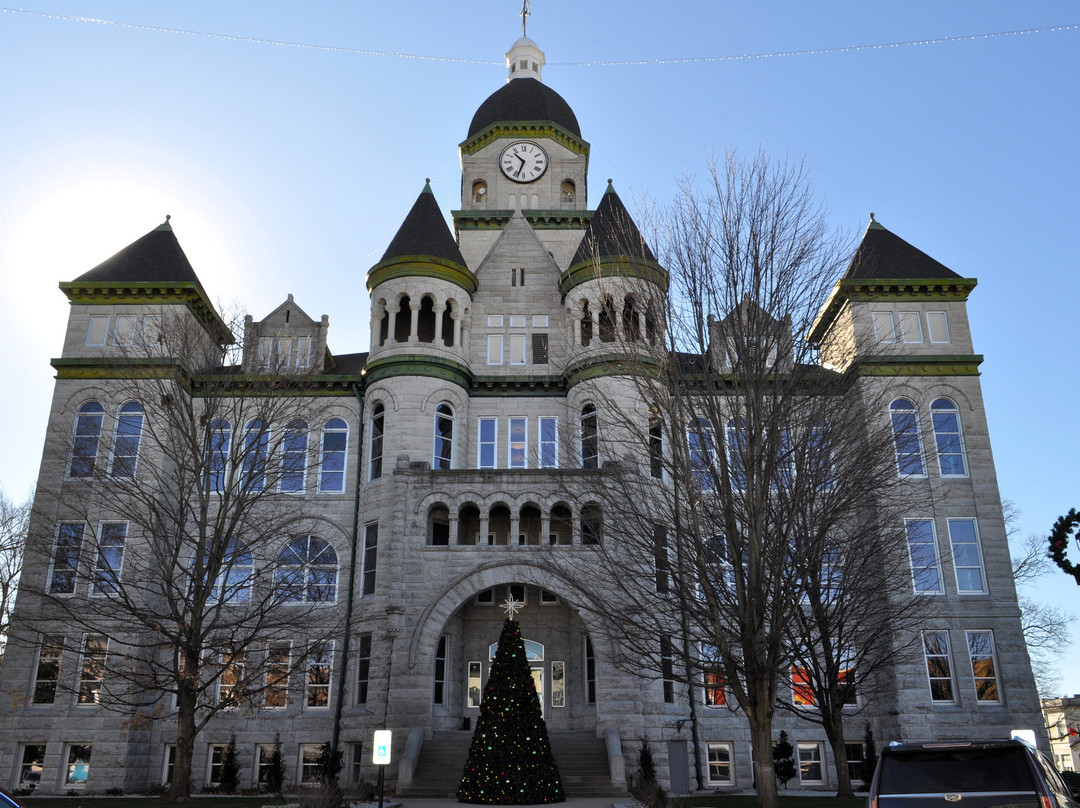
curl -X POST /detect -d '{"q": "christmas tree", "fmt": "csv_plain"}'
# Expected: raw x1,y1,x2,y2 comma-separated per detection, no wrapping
458,599,564,804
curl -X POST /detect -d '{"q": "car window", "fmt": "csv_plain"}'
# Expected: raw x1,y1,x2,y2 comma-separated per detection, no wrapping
1034,751,1074,807
879,748,1036,794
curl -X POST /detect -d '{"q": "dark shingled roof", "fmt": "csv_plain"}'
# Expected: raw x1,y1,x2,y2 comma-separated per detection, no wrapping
467,77,581,138
844,218,962,280
72,219,205,289
380,183,467,266
326,352,369,376
570,182,657,266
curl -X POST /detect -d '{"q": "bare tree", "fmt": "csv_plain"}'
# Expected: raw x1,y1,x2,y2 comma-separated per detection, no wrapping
17,308,352,800
1006,501,1075,695
0,487,31,651
553,152,913,808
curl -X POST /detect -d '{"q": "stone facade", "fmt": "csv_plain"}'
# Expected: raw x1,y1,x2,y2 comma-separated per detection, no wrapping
0,35,1046,798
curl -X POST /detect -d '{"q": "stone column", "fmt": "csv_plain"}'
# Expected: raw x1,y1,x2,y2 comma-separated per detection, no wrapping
435,303,446,346
387,307,398,344
479,515,490,546
541,515,551,545
451,311,462,349
510,514,521,545
409,302,421,344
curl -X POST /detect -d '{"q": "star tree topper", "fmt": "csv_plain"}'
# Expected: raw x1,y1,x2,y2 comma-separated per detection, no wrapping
502,594,524,620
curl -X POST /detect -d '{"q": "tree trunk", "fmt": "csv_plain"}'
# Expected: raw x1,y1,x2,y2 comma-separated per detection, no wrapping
749,715,780,808
162,685,198,802
823,709,853,799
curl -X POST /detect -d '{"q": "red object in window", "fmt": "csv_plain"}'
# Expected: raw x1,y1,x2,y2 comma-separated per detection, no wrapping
1069,727,1077,736
792,666,815,706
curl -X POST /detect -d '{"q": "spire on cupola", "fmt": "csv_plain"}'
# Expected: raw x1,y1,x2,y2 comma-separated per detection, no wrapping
378,180,467,267
570,181,657,267
842,213,962,281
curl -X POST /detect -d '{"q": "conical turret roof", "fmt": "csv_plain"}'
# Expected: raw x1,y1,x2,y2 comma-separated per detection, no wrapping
379,182,467,267
72,217,205,289
570,181,656,266
844,215,961,280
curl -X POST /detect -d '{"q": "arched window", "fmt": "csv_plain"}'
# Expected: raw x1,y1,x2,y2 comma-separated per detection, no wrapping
69,401,105,478
580,300,593,347
931,398,968,477
649,414,664,480
205,419,232,493
433,403,454,470
428,504,450,545
369,403,385,480
280,419,308,493
889,398,926,477
275,535,338,603
560,179,575,204
208,539,253,604
598,296,616,343
623,296,640,342
377,300,389,347
582,502,603,545
472,180,488,204
580,404,599,469
417,296,436,343
109,402,144,478
319,419,348,493
441,299,455,346
394,296,411,343
726,418,747,490
645,304,659,344
687,418,715,491
241,419,269,492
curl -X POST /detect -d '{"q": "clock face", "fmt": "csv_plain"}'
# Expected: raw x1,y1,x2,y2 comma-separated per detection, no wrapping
500,141,548,183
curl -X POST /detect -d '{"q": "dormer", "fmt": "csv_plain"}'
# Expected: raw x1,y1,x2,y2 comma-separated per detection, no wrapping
242,294,329,373
708,297,794,373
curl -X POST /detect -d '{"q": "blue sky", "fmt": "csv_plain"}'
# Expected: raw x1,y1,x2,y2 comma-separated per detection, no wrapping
1,2,1078,698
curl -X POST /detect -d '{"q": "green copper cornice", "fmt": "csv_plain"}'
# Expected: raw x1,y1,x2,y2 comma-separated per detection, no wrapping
852,354,983,377
452,210,592,238
470,375,566,397
460,122,589,158
808,277,977,345
560,256,669,297
363,354,471,390
366,255,477,295
59,280,232,344
565,352,664,386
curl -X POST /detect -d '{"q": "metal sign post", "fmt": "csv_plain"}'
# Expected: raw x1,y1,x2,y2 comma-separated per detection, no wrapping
372,730,392,808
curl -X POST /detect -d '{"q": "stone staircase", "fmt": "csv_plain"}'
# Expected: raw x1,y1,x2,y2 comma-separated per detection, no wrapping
399,730,626,798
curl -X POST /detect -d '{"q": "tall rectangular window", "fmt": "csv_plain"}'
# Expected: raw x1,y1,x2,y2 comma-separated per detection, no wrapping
707,743,733,786
487,334,503,365
798,742,824,784
508,417,527,468
948,518,986,594
927,311,950,343
361,522,378,596
264,642,289,708
90,522,127,597
113,314,139,345
653,524,669,594
350,742,364,784
218,651,244,707
109,402,144,478
48,522,84,595
256,745,276,787
532,333,549,364
967,630,1000,703
307,643,333,708
899,311,923,343
31,636,62,703
702,644,725,707
509,334,526,365
86,315,110,346
551,661,565,708
320,419,348,492
369,405,384,480
19,744,47,790
434,634,449,705
300,744,321,784
280,420,308,492
478,417,497,469
792,665,815,706
468,661,482,708
660,638,674,704
905,518,944,594
357,633,372,704
923,630,955,703
872,311,896,343
65,744,92,786
538,417,558,468
585,637,597,704
78,634,107,705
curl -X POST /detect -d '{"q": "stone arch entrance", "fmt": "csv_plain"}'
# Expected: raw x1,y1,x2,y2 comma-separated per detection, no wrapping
408,562,603,733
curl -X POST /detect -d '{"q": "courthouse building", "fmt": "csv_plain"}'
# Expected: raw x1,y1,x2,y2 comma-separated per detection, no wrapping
0,34,1044,796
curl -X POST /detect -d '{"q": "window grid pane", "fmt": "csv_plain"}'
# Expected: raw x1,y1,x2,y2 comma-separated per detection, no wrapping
923,631,954,703
890,399,926,476
905,519,943,594
967,631,1000,702
931,399,968,477
948,518,986,594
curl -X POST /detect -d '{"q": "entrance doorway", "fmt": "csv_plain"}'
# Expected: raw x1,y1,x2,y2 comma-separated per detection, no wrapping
530,667,544,716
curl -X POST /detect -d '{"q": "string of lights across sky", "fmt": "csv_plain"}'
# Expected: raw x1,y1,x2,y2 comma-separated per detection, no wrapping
1,6,1077,66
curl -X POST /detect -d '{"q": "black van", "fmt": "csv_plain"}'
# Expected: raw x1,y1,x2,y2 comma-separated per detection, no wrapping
867,740,1078,808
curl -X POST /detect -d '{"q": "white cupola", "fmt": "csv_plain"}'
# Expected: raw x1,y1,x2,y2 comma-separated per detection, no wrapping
505,36,544,82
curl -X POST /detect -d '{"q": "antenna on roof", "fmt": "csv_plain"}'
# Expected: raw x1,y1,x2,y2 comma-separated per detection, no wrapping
521,0,531,36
